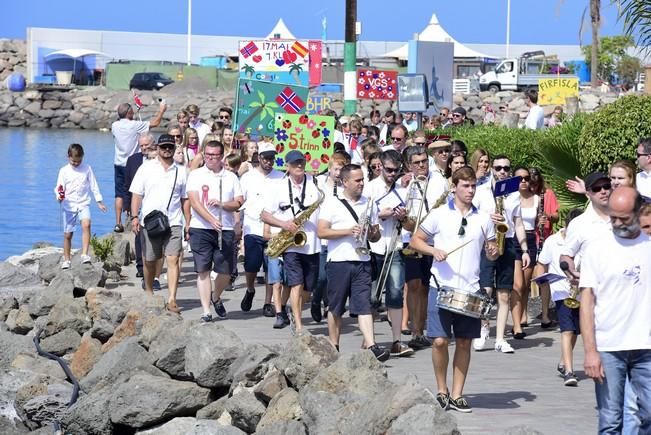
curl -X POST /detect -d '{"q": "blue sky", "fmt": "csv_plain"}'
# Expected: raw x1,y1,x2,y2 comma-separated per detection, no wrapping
2,0,625,45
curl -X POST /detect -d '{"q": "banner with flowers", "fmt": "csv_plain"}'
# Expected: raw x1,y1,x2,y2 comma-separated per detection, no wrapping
356,68,398,100
272,114,335,173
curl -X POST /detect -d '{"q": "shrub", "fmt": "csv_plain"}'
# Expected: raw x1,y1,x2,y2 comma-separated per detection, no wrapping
90,234,114,263
579,94,651,174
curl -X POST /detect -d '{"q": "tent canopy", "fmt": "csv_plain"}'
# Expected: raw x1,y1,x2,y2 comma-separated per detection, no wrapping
45,49,108,59
265,18,296,40
383,14,497,60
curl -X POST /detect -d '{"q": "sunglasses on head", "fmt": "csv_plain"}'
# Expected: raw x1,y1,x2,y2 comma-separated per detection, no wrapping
458,217,468,236
493,165,510,172
590,183,612,193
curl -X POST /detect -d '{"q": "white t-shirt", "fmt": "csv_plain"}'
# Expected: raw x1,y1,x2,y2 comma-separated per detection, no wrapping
475,190,521,238
520,195,539,231
186,166,242,231
579,231,651,351
55,163,103,212
364,176,405,255
525,105,545,130
561,204,611,259
111,118,150,166
537,231,572,301
419,199,496,291
319,195,377,262
263,175,322,255
129,159,187,226
637,170,651,199
240,168,284,237
190,121,212,145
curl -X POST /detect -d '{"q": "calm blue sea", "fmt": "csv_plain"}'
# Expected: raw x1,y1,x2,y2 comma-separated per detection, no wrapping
0,128,116,260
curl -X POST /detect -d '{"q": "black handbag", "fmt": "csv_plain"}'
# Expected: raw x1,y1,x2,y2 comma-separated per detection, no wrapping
143,167,178,237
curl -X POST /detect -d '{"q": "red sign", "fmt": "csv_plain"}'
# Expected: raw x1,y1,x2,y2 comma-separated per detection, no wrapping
356,69,398,100
308,40,322,87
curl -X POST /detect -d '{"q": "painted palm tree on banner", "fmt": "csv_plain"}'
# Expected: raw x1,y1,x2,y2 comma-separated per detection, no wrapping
241,65,255,79
238,90,279,134
289,63,304,85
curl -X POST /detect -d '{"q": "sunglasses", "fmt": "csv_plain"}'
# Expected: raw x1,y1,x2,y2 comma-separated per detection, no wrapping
158,144,175,150
493,165,511,172
519,175,531,182
383,166,400,174
637,152,650,158
411,158,428,167
391,137,404,141
370,164,382,170
172,135,182,139
458,217,468,236
219,115,230,119
590,183,612,193
430,147,451,154
204,153,223,159
452,114,463,118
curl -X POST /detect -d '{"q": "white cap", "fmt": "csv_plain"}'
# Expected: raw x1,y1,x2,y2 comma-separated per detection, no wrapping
258,141,276,156
339,116,350,125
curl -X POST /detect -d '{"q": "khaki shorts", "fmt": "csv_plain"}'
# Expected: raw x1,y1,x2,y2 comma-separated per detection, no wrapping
141,225,183,262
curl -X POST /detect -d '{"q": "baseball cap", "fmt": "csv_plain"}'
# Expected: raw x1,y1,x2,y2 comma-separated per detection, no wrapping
451,107,467,116
258,141,276,157
157,134,176,147
584,171,610,191
285,150,306,164
339,116,350,125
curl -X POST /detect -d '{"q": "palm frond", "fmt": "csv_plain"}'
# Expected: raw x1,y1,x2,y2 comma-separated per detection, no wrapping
614,0,651,50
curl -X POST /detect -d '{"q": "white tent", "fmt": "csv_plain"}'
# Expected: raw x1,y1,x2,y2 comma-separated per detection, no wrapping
44,49,108,59
265,18,296,40
383,13,496,59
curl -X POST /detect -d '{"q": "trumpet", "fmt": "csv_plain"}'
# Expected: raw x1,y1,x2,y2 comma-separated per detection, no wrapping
564,285,580,309
401,175,429,258
355,198,373,256
494,196,509,255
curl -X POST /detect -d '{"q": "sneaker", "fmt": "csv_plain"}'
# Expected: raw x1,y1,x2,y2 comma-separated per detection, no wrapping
310,303,322,323
407,336,425,350
141,279,145,290
280,309,291,325
435,391,450,410
200,313,213,323
563,371,578,387
494,340,515,354
285,305,296,335
81,254,91,264
136,270,144,278
473,323,490,351
416,335,432,348
212,298,227,319
60,260,71,270
273,314,288,329
390,341,415,357
367,344,390,362
240,290,255,312
449,396,473,413
557,363,566,377
262,304,275,318
153,279,161,291
224,285,235,292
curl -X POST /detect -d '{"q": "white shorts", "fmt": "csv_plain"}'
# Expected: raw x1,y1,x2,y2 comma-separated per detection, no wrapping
62,207,91,233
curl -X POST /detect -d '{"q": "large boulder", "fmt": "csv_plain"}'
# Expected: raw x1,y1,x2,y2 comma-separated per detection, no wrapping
0,296,18,321
37,253,64,283
195,395,229,419
69,333,103,378
6,247,63,275
39,328,82,356
20,382,73,429
137,310,184,349
253,368,288,405
223,391,266,434
108,372,211,429
229,343,278,389
136,417,246,434
184,323,243,388
149,319,194,380
0,262,40,288
71,263,107,291
5,306,34,334
0,369,37,431
274,335,338,389
387,404,459,435
10,353,66,381
256,420,308,435
101,309,144,352
0,329,32,368
60,387,113,435
256,388,302,432
43,296,91,336
27,274,74,317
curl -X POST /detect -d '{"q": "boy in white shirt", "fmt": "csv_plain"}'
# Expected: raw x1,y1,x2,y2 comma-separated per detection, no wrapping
55,144,107,269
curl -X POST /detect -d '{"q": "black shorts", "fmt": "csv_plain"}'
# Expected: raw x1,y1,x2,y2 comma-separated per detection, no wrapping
555,300,580,335
480,237,516,289
282,252,319,290
189,228,235,274
404,252,433,285
515,231,538,265
114,165,127,199
326,261,372,317
243,234,268,274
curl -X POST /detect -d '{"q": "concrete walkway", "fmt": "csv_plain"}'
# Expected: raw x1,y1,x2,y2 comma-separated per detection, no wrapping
114,254,598,435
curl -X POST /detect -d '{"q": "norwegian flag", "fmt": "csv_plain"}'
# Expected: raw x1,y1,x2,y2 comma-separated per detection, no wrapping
240,41,258,58
291,41,309,58
132,92,143,110
275,87,305,114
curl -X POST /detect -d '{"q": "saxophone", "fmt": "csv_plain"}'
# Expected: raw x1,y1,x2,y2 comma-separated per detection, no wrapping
264,182,325,258
495,196,509,255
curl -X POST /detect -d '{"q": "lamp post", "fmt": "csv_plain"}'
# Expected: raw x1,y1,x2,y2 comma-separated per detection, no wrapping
187,0,192,66
505,0,511,58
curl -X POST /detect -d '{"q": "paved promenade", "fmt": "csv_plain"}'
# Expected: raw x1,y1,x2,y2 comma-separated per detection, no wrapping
114,255,598,435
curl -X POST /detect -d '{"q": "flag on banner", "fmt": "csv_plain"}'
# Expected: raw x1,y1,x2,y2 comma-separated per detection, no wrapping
291,41,309,58
240,41,258,58
275,87,305,114
308,40,323,87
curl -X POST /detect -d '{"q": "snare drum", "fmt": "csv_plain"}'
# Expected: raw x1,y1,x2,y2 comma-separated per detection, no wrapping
436,286,492,319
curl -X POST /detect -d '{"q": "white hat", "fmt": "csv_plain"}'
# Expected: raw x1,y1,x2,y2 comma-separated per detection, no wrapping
339,116,350,125
258,141,276,156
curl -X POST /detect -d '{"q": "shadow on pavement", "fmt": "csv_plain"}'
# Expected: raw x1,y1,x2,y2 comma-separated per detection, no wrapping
464,390,537,409
512,337,555,349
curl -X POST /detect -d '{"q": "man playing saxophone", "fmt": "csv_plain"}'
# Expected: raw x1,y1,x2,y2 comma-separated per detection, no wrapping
317,164,389,361
261,150,322,336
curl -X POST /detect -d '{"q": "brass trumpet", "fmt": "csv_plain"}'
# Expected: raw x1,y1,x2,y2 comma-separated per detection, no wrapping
401,175,429,258
564,285,580,309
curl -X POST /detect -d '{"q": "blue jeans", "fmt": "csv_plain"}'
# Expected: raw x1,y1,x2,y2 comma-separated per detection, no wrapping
372,251,405,309
623,378,640,435
312,246,328,307
595,350,651,435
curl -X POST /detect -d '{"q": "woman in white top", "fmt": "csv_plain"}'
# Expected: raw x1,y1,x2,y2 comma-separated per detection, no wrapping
512,166,539,337
238,139,258,177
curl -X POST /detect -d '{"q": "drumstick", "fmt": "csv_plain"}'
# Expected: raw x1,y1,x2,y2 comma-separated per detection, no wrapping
446,239,474,256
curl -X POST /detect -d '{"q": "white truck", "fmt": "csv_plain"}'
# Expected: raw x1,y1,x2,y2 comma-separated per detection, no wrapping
479,51,578,92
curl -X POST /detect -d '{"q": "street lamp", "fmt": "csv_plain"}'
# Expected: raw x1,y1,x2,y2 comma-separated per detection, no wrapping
506,0,511,58
187,0,192,66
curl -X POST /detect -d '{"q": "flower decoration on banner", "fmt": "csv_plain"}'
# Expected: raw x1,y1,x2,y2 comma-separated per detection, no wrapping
272,113,335,173
322,127,330,138
307,119,316,129
275,128,288,142
356,68,398,101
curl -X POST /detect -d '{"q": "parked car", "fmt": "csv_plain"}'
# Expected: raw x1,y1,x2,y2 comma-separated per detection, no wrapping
129,72,174,90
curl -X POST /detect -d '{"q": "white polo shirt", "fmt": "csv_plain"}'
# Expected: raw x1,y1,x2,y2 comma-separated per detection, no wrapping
637,170,651,199
364,176,405,255
240,167,284,237
263,175,322,255
55,163,103,212
319,195,376,262
537,231,572,301
419,199,495,291
579,231,651,351
561,204,611,259
186,166,242,231
129,158,187,226
111,118,150,166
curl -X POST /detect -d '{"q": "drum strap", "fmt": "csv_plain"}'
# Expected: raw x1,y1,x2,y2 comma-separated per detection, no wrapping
431,273,441,291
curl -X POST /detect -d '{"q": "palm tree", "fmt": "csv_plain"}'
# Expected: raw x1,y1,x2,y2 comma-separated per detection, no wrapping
288,63,303,85
590,0,601,87
616,0,651,48
238,90,279,134
241,65,255,79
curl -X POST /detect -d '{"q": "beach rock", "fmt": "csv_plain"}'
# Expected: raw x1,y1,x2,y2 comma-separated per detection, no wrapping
6,247,63,275
60,387,113,435
20,382,72,429
0,328,32,368
223,391,266,434
0,262,40,288
256,388,302,432
40,328,81,356
229,343,278,389
14,375,67,429
0,296,18,321
43,296,91,336
10,353,66,381
71,263,107,291
69,333,102,378
137,310,183,349
275,335,338,389
196,395,229,419
387,404,459,435
89,318,114,343
149,320,193,380
27,273,74,317
0,416,29,435
256,420,307,435
5,306,34,335
253,368,288,405
41,100,61,110
80,337,165,393
23,101,41,115
299,389,354,434
36,254,62,283
101,309,142,352
85,288,123,323
136,417,246,435
184,323,243,388
108,372,211,429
